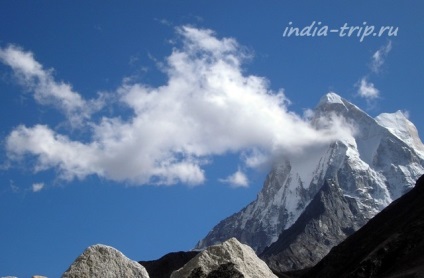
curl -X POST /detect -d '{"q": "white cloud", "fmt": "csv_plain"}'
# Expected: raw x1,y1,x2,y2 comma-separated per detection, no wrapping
32,182,44,192
0,45,105,126
155,18,172,26
370,41,392,73
355,41,392,103
357,78,379,100
6,125,102,180
9,180,20,193
219,169,249,188
4,26,354,186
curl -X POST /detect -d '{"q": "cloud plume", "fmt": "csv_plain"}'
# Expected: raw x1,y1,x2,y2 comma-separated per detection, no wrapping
219,169,249,188
356,41,392,102
32,182,45,192
357,78,380,100
0,45,104,126
370,41,392,73
3,26,352,186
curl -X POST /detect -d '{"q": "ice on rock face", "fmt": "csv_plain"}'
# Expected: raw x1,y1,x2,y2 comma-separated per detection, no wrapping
318,92,345,106
376,111,424,157
376,110,410,134
196,93,424,254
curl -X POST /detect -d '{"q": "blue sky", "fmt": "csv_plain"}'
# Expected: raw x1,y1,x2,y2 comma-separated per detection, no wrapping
0,1,423,277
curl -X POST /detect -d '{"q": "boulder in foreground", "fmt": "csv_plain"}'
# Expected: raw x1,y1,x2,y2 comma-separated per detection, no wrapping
171,237,277,278
62,244,149,278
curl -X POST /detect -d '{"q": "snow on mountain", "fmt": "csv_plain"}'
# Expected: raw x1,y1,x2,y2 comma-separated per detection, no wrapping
196,93,424,254
304,174,424,278
260,178,368,272
317,92,345,106
375,110,424,157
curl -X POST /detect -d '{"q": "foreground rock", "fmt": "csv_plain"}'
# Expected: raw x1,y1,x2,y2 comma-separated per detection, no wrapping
301,174,424,277
171,238,277,278
62,244,149,278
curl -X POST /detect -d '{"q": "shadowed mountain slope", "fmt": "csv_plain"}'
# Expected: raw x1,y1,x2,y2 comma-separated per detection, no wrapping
302,174,424,278
260,179,367,273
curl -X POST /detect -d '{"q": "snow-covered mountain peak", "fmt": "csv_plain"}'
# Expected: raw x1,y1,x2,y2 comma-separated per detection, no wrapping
376,111,424,157
196,93,424,255
316,93,348,114
376,110,407,124
313,93,372,136
318,92,345,106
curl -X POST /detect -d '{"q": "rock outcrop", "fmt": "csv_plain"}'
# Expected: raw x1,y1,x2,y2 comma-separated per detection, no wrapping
62,244,149,278
171,238,277,278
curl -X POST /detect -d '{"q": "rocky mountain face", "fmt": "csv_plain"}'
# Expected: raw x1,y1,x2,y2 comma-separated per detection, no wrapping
301,174,424,278
260,179,367,273
62,244,149,278
196,93,424,269
171,238,277,278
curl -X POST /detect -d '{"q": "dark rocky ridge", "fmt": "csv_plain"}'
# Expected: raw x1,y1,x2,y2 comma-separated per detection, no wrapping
298,174,424,277
188,263,244,278
139,251,199,278
260,179,367,273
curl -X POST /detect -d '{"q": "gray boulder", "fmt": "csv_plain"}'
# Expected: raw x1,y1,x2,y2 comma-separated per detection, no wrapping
171,238,276,278
62,244,149,278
